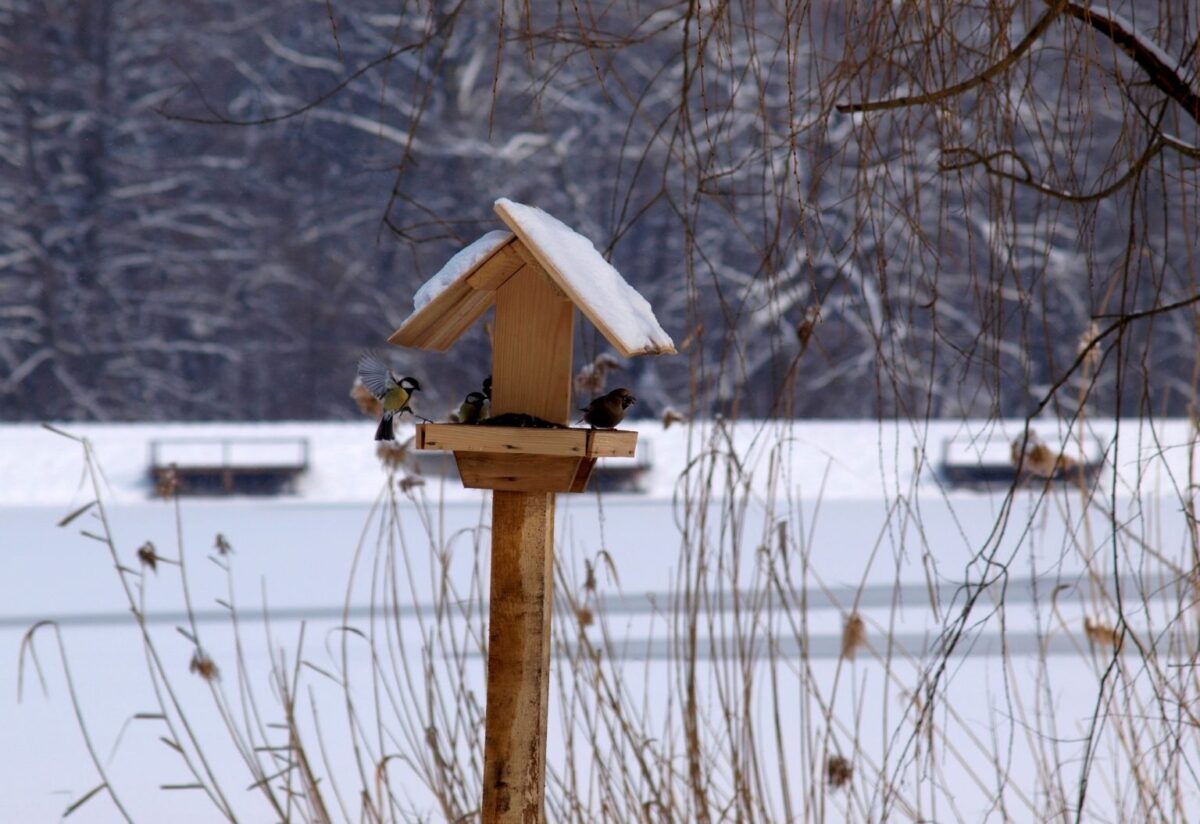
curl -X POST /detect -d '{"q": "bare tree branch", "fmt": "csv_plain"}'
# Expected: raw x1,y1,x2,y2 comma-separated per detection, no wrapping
836,1,1070,114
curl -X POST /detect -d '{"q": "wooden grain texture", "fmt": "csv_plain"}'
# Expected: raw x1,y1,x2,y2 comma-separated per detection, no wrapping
483,491,556,823
469,241,528,291
388,236,524,351
491,265,574,424
456,453,587,493
417,424,637,458
568,457,597,493
480,257,577,823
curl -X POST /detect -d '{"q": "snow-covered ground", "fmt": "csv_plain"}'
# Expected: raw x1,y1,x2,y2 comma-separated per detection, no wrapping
2,418,1196,820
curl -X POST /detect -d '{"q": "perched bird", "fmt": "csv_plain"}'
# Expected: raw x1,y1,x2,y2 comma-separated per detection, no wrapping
579,388,636,429
452,391,488,424
480,375,492,418
357,354,421,441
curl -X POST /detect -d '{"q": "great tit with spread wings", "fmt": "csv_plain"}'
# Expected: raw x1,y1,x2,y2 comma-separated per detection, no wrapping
357,353,421,441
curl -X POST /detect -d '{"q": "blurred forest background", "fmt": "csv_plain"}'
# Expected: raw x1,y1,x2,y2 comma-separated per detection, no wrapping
2,0,1198,421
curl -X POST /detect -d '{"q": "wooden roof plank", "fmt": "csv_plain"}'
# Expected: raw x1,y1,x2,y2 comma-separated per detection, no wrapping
387,232,517,350
494,199,676,358
467,241,525,291
389,278,485,348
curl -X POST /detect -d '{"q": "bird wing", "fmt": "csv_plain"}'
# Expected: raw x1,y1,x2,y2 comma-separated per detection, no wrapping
357,353,396,398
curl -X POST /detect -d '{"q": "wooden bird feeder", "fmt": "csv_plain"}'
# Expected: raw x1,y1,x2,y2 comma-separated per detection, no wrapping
388,198,674,823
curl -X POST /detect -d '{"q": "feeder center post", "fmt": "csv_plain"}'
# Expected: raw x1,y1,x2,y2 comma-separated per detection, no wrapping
482,264,574,823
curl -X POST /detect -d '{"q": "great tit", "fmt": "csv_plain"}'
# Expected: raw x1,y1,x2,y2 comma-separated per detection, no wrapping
480,376,493,419
454,391,488,424
579,387,636,429
357,353,421,441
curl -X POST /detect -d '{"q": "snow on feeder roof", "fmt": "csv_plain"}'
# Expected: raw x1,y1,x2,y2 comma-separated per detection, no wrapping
388,198,676,358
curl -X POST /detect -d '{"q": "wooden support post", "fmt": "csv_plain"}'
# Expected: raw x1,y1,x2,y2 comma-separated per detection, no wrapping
483,491,555,822
482,265,574,823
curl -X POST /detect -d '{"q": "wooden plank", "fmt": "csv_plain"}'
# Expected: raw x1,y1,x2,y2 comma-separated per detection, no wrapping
417,424,637,459
582,430,637,457
483,491,557,823
491,265,574,424
568,457,597,493
422,289,496,351
388,278,467,346
456,453,582,493
512,243,568,300
389,236,522,351
467,241,525,291
495,199,676,359
429,427,587,456
479,255,577,824
389,278,495,350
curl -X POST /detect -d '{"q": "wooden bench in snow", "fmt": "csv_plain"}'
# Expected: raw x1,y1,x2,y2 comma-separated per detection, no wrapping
940,432,1104,488
148,437,309,496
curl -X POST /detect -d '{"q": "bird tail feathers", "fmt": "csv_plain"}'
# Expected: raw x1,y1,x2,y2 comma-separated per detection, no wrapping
375,413,394,441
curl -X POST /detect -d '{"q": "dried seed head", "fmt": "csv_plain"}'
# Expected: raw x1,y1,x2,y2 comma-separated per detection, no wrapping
826,755,853,789
841,612,867,660
351,379,383,417
1025,443,1061,478
376,438,411,470
1084,617,1121,649
136,541,159,572
189,650,219,681
796,305,822,347
1011,431,1069,478
574,364,607,397
575,353,625,397
155,466,179,498
214,533,232,556
662,407,686,429
577,606,594,628
397,475,425,493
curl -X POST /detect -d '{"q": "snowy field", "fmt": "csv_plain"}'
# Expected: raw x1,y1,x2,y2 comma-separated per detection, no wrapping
1,419,1196,821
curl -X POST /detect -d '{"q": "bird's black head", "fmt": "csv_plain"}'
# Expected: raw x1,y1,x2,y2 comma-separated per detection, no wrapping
611,387,637,409
482,376,492,398
401,377,422,391
465,392,486,405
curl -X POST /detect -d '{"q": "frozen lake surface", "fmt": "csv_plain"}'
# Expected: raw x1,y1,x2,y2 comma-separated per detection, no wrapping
2,419,1195,821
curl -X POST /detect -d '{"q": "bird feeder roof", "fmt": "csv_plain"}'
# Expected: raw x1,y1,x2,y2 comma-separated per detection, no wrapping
388,199,676,357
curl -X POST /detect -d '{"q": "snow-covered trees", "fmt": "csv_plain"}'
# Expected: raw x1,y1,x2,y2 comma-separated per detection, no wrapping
2,1,1196,420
